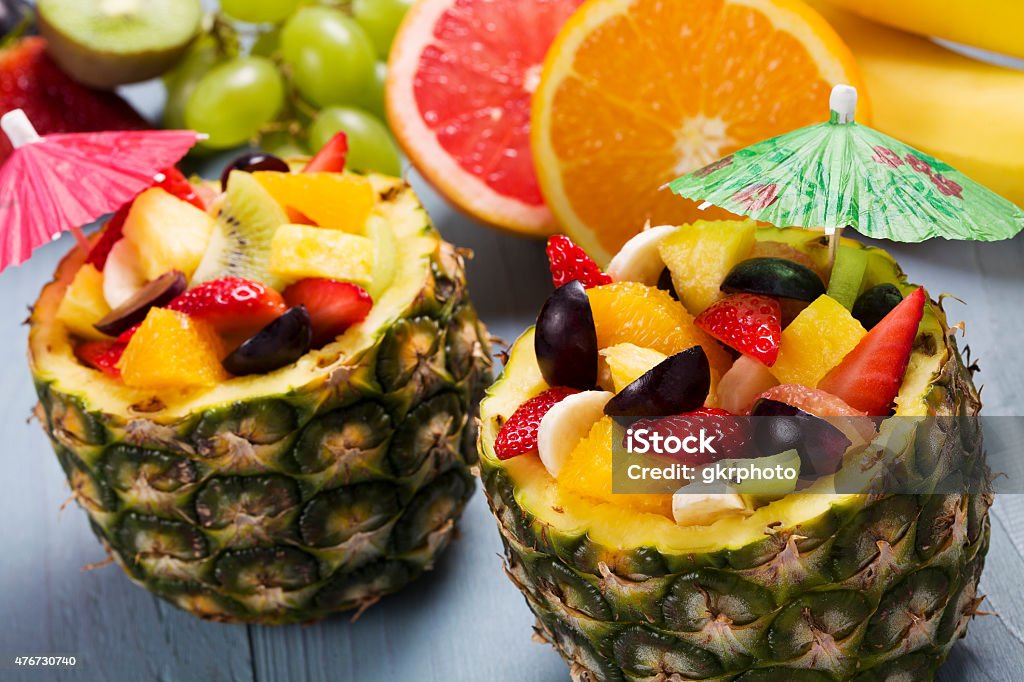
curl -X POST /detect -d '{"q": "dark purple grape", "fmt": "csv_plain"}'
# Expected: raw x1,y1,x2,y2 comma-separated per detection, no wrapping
0,0,32,37
751,399,850,475
220,152,290,190
721,257,825,302
656,267,679,301
223,306,311,376
535,280,598,390
604,346,710,417
853,284,903,330
94,270,186,336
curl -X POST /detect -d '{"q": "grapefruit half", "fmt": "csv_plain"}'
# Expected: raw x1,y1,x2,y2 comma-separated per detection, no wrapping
387,0,585,236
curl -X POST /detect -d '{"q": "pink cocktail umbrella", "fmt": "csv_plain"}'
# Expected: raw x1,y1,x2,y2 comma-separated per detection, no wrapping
0,108,203,272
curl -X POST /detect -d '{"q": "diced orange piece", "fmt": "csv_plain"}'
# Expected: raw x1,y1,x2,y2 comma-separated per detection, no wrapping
769,295,866,388
558,416,672,517
253,171,376,233
119,308,228,389
586,281,732,378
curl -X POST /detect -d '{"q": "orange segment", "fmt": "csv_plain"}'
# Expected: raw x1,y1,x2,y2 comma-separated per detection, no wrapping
119,308,228,390
586,281,732,379
532,0,865,264
254,172,375,233
558,416,672,517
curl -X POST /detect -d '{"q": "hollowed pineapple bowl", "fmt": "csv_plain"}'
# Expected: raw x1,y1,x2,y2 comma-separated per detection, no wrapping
478,222,989,680
29,165,492,624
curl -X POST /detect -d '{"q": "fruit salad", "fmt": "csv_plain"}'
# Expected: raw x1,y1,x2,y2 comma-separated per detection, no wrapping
478,222,987,680
28,148,493,623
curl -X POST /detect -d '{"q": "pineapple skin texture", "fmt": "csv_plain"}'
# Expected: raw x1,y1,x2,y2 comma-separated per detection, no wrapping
478,231,990,681
30,183,493,624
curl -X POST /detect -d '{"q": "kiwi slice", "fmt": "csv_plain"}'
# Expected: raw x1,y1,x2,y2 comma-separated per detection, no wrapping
191,171,287,291
37,0,202,89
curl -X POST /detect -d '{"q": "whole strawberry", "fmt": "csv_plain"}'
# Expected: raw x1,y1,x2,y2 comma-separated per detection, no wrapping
0,37,148,164
546,234,612,289
495,386,580,460
695,293,782,366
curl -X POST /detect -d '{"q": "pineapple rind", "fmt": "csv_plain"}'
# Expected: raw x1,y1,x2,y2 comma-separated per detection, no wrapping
478,228,990,681
30,178,494,624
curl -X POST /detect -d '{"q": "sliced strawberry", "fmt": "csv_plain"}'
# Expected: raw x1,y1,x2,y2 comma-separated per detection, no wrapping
0,37,147,165
156,167,205,210
695,293,782,366
283,279,373,347
74,341,125,379
629,407,751,465
167,278,286,340
818,287,926,416
495,387,581,460
546,235,612,289
305,132,348,173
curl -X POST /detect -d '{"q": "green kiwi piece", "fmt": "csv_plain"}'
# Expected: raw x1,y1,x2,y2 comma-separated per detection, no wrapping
37,0,202,89
190,171,287,291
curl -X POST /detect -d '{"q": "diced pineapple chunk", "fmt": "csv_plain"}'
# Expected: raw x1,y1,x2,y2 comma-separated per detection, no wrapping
269,223,375,286
600,343,667,393
122,187,215,280
119,308,227,389
56,264,110,340
658,219,757,315
254,171,376,233
769,295,866,388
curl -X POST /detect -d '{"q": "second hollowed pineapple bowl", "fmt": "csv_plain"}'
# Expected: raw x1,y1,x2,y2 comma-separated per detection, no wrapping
28,153,492,623
478,222,989,681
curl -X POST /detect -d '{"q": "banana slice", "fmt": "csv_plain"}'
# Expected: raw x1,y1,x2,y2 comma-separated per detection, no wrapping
607,224,677,285
672,491,748,526
102,239,147,309
537,390,614,478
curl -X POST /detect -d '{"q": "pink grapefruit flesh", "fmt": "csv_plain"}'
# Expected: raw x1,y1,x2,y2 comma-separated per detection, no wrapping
387,0,584,235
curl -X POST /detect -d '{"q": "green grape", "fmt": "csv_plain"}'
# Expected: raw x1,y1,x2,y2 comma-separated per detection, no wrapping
163,33,223,130
356,61,388,121
260,130,310,159
353,0,414,59
221,0,299,24
310,106,401,176
184,56,285,149
280,7,376,108
251,26,281,58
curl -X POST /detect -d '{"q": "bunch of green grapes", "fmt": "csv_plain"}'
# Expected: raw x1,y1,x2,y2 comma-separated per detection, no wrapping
165,0,411,175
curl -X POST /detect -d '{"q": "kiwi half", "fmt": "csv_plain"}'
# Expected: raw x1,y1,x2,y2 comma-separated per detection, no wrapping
37,0,203,89
191,171,287,291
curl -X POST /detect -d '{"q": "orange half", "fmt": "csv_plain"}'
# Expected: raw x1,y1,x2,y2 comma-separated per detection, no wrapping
531,0,867,264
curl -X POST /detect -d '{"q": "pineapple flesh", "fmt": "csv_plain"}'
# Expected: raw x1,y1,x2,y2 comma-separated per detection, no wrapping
478,226,989,681
29,176,493,624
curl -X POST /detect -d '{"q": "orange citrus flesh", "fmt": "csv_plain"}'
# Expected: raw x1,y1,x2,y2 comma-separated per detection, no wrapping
532,0,866,263
587,281,732,379
119,308,228,390
254,172,375,233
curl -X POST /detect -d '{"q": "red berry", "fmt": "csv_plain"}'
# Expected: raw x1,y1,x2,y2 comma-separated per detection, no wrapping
629,407,751,465
305,132,348,173
695,293,782,366
0,37,147,165
546,235,612,289
74,341,125,379
495,387,581,460
818,287,926,416
168,278,286,339
283,279,373,347
155,167,204,210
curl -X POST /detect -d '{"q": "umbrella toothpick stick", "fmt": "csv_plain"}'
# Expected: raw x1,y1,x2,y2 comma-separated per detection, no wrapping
1,110,91,253
826,225,844,279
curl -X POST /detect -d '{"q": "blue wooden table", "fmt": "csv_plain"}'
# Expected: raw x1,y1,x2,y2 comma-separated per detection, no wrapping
2,84,1023,681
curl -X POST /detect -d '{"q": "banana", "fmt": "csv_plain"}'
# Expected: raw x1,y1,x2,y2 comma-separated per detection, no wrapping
537,390,613,478
819,0,1024,60
812,3,1024,208
607,224,676,285
102,239,146,309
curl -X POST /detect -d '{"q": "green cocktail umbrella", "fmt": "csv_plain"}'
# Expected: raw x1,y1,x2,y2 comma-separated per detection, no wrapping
668,85,1024,251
